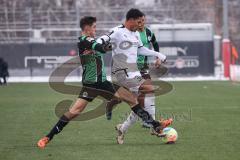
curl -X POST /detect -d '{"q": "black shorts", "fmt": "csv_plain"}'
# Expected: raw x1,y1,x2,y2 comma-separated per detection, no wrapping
140,70,151,80
78,81,120,102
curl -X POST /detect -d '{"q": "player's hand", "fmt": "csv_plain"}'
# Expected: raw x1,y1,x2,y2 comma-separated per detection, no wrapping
103,42,112,51
100,37,112,52
155,58,161,68
162,57,167,64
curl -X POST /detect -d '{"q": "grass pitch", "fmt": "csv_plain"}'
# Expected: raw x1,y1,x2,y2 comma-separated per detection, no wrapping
0,81,240,160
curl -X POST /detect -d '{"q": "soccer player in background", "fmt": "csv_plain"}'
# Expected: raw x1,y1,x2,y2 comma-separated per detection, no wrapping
0,58,9,85
99,8,173,144
37,16,168,149
135,14,161,128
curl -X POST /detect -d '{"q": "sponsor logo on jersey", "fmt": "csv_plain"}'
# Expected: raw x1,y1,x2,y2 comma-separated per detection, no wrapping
82,92,88,98
148,36,151,42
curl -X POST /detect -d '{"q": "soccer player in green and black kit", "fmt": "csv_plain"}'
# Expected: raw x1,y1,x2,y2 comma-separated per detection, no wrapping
136,14,161,128
37,16,167,149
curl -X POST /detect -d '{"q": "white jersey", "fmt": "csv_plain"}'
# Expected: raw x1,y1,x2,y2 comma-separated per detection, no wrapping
98,25,166,90
108,25,143,78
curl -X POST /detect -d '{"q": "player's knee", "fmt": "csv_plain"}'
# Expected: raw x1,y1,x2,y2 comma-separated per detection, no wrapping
128,98,138,107
119,95,137,107
140,80,154,93
139,85,154,94
64,111,78,120
110,98,122,105
69,107,81,115
71,105,85,114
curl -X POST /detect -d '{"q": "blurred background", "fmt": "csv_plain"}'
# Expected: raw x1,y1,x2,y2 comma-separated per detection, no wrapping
0,0,239,82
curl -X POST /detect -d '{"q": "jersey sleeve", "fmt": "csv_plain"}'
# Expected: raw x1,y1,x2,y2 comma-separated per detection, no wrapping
146,27,159,52
151,33,159,52
138,46,166,61
137,32,144,48
78,36,108,54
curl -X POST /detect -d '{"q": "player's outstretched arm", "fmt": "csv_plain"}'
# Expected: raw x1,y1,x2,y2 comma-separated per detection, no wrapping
138,46,166,62
78,36,112,55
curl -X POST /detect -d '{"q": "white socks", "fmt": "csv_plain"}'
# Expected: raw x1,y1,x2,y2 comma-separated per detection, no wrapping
121,111,138,133
120,93,156,133
144,93,156,120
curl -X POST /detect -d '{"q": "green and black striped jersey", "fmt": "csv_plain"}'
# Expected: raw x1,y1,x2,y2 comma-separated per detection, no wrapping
137,27,159,71
78,35,107,84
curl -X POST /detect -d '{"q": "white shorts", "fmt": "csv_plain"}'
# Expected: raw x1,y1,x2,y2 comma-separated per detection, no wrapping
112,70,145,94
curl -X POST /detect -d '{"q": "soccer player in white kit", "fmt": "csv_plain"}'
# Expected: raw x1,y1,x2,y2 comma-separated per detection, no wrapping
99,8,173,144
105,14,160,126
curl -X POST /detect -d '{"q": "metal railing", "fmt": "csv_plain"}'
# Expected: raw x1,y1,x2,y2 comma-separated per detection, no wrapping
0,6,218,43
0,28,111,43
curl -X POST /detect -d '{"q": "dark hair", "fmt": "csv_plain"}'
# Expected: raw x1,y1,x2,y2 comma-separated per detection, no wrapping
126,8,145,20
80,16,97,30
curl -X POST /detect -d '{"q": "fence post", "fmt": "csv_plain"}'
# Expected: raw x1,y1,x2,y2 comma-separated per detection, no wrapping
28,8,32,29
222,0,230,78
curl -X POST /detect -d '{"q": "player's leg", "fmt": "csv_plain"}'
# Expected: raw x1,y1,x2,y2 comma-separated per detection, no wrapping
116,97,156,137
105,98,121,120
114,85,162,144
141,93,156,127
116,79,172,142
139,79,173,128
114,75,154,135
37,84,97,149
115,110,138,144
113,87,148,144
139,76,156,127
117,79,154,137
48,99,88,139
3,76,7,85
105,77,154,121
113,86,163,134
37,98,89,149
101,81,159,130
111,71,169,139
